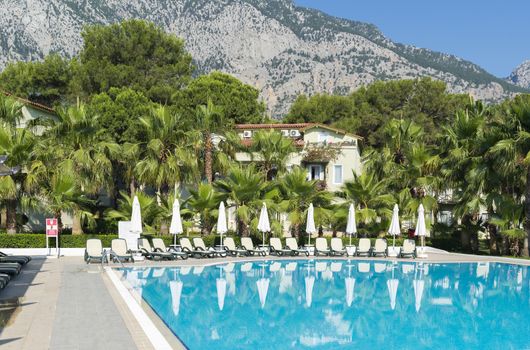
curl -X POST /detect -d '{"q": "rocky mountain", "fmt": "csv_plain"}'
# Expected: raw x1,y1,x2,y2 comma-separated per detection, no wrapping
0,0,527,116
508,61,530,90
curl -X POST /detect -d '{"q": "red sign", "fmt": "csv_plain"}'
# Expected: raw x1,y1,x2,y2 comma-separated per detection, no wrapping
46,218,58,237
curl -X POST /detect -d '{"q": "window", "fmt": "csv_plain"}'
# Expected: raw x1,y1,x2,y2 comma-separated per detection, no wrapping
333,165,343,184
307,165,323,181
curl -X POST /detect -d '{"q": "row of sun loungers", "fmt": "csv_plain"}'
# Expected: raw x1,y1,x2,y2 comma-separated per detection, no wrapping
85,236,417,264
315,237,416,258
0,251,32,291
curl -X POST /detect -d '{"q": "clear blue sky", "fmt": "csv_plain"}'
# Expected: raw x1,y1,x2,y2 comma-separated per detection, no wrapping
295,0,529,78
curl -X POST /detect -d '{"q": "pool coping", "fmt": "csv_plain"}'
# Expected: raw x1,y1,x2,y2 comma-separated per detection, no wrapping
105,266,184,349
103,252,530,349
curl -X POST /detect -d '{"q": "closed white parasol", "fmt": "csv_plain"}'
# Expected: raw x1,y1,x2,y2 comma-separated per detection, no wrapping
169,199,183,246
217,202,228,248
346,203,357,246
305,203,316,246
257,202,271,247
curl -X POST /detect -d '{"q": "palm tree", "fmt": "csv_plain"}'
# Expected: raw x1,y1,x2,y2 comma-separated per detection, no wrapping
338,172,394,231
278,167,333,238
184,183,222,235
0,94,24,126
440,102,488,250
214,165,269,236
247,130,295,180
0,123,36,233
195,99,225,183
36,104,119,234
133,106,198,233
119,142,140,195
487,95,530,256
39,171,96,233
489,195,526,256
385,118,423,165
105,191,162,233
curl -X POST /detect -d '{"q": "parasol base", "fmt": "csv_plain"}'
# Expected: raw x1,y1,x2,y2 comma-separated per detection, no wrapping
387,246,400,257
416,247,428,258
345,245,356,257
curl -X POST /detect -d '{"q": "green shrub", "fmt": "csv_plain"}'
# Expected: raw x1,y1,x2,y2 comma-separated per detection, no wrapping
0,233,414,249
0,233,119,248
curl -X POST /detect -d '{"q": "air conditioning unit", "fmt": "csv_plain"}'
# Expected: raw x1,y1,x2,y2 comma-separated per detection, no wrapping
289,130,301,137
281,129,289,137
243,130,252,138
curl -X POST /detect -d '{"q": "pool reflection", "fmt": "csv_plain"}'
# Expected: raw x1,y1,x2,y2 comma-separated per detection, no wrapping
121,260,530,350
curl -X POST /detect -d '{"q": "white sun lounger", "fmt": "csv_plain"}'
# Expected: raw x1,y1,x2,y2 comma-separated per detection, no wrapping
330,238,347,256
372,238,388,257
152,238,188,260
180,237,214,258
285,238,310,256
111,238,134,263
86,239,106,264
270,238,294,256
193,237,227,257
400,239,416,258
241,237,266,256
356,238,372,257
223,237,248,257
315,238,331,256
138,238,176,260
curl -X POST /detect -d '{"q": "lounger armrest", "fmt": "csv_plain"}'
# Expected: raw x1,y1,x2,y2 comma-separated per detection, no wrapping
139,248,151,256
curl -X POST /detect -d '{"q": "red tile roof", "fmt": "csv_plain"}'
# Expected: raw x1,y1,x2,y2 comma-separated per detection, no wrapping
1,90,56,114
235,122,363,139
235,123,315,130
240,139,304,147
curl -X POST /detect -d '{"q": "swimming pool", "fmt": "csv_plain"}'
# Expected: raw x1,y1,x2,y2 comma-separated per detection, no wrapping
120,260,529,349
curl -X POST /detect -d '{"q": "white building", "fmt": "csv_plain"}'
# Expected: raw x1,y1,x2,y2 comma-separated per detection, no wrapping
234,123,363,192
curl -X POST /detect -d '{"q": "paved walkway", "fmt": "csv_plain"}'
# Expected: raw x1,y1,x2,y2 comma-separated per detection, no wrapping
0,258,61,349
0,251,528,350
49,263,136,350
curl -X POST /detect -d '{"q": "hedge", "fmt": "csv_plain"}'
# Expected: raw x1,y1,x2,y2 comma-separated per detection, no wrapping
0,233,415,249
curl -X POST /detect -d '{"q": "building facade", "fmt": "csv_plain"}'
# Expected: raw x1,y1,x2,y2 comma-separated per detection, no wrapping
234,123,363,192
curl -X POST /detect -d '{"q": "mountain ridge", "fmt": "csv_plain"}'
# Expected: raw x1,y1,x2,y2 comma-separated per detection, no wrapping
508,60,530,90
0,0,527,116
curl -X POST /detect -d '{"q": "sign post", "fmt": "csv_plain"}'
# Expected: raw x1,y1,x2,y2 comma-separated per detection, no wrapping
46,218,59,257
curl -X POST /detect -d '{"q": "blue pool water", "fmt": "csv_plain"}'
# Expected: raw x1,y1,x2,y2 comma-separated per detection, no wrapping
120,260,530,350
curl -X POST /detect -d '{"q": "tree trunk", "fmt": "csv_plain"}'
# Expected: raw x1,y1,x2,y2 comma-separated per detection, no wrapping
6,199,16,234
238,218,249,237
204,133,213,183
130,178,136,197
72,213,83,235
501,235,510,255
56,212,63,234
293,223,300,239
523,166,530,256
487,223,499,255
460,229,470,252
200,213,210,236
0,208,6,229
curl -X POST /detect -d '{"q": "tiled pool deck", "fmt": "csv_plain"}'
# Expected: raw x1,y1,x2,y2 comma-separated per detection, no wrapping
0,252,528,349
